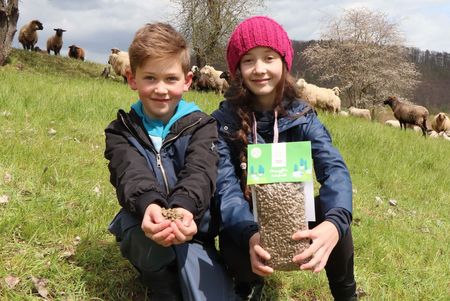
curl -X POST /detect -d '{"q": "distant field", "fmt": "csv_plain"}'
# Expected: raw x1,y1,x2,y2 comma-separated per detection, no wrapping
0,49,449,300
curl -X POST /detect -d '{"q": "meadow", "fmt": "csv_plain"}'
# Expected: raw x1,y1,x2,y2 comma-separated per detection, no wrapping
0,49,449,300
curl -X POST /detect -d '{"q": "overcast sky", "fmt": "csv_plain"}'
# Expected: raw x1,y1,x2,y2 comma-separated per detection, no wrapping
13,0,450,65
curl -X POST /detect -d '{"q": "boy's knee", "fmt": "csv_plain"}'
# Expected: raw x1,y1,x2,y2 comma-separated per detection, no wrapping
120,225,176,273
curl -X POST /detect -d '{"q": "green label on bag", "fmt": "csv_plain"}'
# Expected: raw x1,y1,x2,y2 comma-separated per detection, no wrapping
247,141,313,185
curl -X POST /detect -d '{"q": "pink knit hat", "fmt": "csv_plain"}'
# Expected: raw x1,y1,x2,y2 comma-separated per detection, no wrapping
226,16,294,76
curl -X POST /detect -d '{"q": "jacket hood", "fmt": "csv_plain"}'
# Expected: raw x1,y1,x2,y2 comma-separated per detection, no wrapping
132,99,200,140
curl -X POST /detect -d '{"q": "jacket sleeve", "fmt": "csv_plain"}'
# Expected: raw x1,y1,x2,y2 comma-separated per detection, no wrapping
168,118,219,222
215,135,259,249
302,112,353,237
104,122,167,219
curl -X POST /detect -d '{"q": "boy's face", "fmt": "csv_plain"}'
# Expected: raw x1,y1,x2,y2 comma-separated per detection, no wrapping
127,56,192,124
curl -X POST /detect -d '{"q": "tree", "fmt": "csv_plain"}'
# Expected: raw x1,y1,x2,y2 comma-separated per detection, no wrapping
0,0,19,66
172,0,264,68
302,8,420,108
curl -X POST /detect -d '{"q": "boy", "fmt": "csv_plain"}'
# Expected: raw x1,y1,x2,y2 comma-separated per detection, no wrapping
104,23,235,300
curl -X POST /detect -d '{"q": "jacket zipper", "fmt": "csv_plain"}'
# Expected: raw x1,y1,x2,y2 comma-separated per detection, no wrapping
156,153,170,195
120,113,202,196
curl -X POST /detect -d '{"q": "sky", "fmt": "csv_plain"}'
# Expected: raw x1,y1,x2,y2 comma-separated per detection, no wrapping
13,0,450,65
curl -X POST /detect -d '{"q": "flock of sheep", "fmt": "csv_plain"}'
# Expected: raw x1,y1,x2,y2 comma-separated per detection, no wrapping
18,20,85,60
18,20,450,141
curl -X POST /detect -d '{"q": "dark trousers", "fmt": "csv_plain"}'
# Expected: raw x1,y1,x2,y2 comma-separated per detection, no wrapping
219,197,356,300
109,209,238,301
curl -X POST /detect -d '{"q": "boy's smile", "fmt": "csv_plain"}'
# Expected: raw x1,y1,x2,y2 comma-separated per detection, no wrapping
127,56,192,124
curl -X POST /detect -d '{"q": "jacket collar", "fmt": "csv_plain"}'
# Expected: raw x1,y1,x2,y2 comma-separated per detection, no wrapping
212,99,313,135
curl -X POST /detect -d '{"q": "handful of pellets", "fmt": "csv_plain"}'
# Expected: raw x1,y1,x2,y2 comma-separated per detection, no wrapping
254,182,310,271
161,208,183,221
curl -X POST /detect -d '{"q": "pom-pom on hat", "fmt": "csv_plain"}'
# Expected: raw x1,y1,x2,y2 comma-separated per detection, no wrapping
226,16,293,76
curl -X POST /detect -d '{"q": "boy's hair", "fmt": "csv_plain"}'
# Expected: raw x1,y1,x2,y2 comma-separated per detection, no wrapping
128,22,190,74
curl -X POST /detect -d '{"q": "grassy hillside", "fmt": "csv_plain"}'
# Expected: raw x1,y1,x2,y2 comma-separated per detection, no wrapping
0,49,449,300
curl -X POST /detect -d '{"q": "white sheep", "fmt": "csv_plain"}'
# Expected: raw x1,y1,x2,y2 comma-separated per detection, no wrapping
18,20,44,50
384,119,400,128
431,112,450,133
108,51,130,83
296,78,341,113
339,111,349,117
429,130,439,138
348,106,371,120
47,28,66,55
199,65,229,94
438,131,450,141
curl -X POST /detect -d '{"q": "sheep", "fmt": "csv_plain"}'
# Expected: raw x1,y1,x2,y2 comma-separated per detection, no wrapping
429,130,439,138
46,28,66,55
348,106,371,120
438,131,450,141
68,45,85,61
219,71,231,85
108,51,130,83
296,78,341,113
431,112,450,133
33,46,47,54
199,65,229,94
18,20,44,50
384,119,400,128
339,110,349,117
110,48,122,54
383,96,429,136
101,65,111,78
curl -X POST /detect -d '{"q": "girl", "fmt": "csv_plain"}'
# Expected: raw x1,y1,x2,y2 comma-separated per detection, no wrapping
212,16,357,301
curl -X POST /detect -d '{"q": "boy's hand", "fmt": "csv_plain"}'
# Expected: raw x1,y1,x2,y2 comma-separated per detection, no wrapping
249,232,274,276
141,203,174,247
292,221,339,273
170,208,197,245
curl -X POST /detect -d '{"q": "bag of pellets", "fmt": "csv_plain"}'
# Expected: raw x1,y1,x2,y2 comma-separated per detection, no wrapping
252,181,310,271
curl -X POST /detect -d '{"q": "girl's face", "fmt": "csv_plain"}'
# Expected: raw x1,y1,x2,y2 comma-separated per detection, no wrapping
239,46,283,111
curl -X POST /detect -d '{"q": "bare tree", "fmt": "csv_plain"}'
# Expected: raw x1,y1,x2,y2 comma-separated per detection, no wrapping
302,8,420,108
0,0,19,66
172,0,264,68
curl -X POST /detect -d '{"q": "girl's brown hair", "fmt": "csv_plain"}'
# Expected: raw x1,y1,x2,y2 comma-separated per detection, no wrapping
128,22,190,74
225,63,300,202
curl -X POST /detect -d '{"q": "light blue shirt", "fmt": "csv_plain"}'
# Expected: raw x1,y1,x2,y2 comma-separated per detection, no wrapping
131,99,200,152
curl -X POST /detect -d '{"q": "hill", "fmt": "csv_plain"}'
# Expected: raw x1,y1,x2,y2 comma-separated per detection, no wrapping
292,41,450,113
0,49,449,300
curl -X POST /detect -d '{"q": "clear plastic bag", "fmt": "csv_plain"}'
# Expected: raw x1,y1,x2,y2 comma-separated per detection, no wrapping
253,182,310,271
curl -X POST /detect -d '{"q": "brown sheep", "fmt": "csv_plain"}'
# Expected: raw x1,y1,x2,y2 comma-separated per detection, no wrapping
431,112,450,133
18,20,44,50
68,45,85,61
47,28,66,55
383,96,429,136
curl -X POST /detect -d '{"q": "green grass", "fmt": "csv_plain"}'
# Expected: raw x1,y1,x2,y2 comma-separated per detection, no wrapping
1,49,449,300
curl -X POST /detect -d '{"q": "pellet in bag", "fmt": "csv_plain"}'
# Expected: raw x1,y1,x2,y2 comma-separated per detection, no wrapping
253,182,310,271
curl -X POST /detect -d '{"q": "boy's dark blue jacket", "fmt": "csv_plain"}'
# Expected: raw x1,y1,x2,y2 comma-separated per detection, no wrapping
211,99,353,249
105,107,220,243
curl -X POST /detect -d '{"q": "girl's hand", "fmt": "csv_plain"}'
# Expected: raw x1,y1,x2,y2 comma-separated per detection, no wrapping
141,203,174,247
249,233,274,276
170,208,198,245
292,221,339,273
